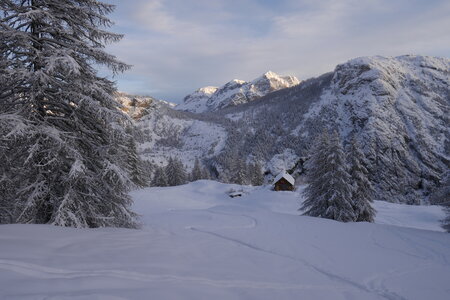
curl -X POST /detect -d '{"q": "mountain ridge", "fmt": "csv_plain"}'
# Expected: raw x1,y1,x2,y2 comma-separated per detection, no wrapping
175,71,300,113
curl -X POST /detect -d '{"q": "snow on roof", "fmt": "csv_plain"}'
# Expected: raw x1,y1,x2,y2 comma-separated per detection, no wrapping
273,171,295,186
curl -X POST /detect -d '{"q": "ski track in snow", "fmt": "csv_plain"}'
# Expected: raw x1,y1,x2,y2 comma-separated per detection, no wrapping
369,227,428,260
389,228,450,266
191,208,258,230
187,213,404,300
363,263,434,300
0,259,342,292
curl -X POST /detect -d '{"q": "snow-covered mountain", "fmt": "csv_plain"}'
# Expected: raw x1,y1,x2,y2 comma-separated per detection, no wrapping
119,55,449,204
297,55,449,203
175,71,300,113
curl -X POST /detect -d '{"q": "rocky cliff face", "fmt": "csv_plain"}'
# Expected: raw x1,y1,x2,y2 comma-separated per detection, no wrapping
115,92,175,120
175,71,300,113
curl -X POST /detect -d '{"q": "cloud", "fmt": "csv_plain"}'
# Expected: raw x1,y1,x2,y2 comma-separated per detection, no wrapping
105,0,450,102
135,0,176,34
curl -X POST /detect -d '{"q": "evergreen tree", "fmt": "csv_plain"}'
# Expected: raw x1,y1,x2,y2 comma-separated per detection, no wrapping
190,158,203,182
443,205,450,233
126,134,147,187
233,157,248,185
348,137,376,222
301,130,355,222
201,165,211,180
175,158,188,185
429,171,450,232
164,158,176,186
249,162,264,186
165,157,187,186
152,167,168,187
0,0,137,227
429,171,450,206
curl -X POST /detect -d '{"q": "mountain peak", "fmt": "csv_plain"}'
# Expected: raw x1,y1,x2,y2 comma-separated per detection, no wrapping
262,70,278,78
176,72,300,113
197,86,218,95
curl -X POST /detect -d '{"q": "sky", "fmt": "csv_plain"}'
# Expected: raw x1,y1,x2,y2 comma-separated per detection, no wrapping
104,0,450,103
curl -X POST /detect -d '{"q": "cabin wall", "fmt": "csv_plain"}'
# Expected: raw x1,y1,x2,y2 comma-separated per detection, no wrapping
274,178,294,191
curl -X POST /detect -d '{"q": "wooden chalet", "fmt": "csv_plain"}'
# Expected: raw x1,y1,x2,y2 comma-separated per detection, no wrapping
273,171,295,191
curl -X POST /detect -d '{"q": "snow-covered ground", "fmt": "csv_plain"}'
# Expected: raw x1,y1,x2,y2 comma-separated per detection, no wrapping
1,181,449,299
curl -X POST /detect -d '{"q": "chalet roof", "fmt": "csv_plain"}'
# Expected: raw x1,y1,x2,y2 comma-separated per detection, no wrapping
273,171,295,186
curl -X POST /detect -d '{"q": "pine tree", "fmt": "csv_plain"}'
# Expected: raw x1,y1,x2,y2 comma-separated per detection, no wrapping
201,165,211,180
165,157,187,186
301,130,355,222
152,167,168,187
348,137,376,222
429,171,450,206
0,1,137,227
190,158,203,182
429,171,450,232
443,206,450,233
233,158,248,185
249,162,264,186
164,158,175,186
126,134,147,187
174,158,188,185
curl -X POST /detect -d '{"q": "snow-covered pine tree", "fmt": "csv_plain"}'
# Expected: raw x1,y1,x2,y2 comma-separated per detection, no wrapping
0,0,137,227
233,157,248,185
151,167,168,187
300,130,355,222
165,157,187,186
125,133,147,187
429,171,450,232
300,131,330,217
190,158,203,182
348,137,376,222
442,203,450,233
249,162,264,186
164,158,175,186
201,165,211,180
429,171,450,206
174,158,188,185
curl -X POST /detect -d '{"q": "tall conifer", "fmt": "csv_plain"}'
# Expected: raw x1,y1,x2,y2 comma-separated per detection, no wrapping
0,0,137,227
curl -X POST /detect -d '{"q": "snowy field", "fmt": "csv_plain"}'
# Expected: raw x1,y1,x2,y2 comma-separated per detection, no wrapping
1,180,449,300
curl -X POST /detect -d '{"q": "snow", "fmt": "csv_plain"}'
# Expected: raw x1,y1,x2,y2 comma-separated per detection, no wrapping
273,171,295,186
1,181,449,299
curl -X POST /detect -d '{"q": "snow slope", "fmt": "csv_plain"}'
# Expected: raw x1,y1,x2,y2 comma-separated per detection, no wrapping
1,181,449,300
